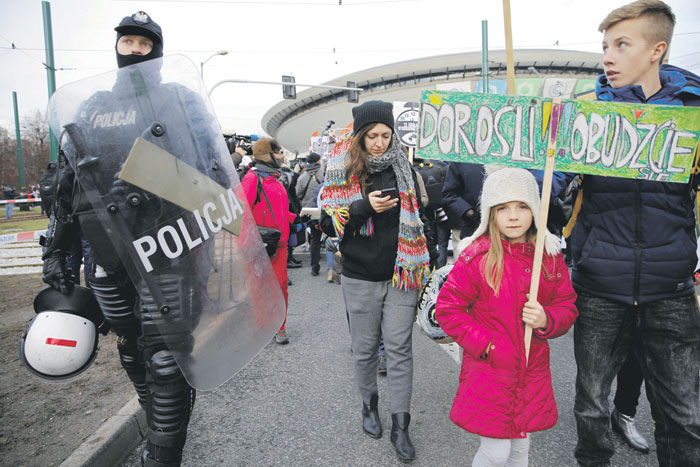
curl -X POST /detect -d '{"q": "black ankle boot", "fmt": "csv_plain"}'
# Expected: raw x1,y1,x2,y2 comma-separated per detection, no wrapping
361,394,382,438
390,412,415,461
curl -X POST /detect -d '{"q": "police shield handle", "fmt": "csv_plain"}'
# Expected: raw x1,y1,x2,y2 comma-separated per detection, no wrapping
119,138,243,236
524,98,562,367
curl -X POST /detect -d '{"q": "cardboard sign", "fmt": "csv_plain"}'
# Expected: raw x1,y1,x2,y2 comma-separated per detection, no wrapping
417,91,700,183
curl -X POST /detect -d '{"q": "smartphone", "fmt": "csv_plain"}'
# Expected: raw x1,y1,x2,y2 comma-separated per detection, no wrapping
380,187,399,200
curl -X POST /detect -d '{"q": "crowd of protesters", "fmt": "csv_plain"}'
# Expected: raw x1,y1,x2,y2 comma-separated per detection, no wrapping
228,2,700,466
29,0,700,466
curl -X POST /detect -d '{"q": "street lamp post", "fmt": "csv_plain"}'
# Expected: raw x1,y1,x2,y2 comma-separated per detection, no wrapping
528,66,541,77
200,50,228,78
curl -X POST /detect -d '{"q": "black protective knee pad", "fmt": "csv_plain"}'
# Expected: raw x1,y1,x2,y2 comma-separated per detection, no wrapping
117,339,148,408
89,273,148,405
89,273,139,336
138,275,198,343
143,349,195,466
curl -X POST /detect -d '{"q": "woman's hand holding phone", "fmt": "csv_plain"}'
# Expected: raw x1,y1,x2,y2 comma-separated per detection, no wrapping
369,188,399,213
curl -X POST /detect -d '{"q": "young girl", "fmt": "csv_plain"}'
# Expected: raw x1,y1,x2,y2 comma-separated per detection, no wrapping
435,168,578,467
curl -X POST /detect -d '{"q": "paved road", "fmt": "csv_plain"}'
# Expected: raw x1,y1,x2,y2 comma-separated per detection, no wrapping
122,251,658,467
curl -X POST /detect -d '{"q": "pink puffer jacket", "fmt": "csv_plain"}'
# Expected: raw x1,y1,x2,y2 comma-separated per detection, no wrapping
435,236,577,439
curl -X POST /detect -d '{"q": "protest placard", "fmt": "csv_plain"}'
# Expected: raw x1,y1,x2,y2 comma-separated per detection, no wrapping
393,102,420,147
417,90,700,184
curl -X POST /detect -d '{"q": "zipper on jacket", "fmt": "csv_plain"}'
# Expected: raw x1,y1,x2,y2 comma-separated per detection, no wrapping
633,180,642,306
631,96,652,306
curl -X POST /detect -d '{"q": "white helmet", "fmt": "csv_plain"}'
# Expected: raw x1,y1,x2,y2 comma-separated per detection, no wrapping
19,286,105,381
416,265,454,343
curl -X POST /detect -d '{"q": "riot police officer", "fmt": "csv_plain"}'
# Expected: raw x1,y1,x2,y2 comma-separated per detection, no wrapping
42,12,205,466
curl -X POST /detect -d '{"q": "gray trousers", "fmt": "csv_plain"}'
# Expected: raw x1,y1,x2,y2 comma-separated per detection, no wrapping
341,275,419,414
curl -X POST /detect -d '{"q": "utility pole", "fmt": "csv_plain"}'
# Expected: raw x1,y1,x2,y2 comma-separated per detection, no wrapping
481,20,489,94
12,92,26,188
42,1,58,162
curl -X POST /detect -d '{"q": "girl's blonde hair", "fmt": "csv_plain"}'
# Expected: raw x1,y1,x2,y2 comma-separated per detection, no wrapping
483,203,536,295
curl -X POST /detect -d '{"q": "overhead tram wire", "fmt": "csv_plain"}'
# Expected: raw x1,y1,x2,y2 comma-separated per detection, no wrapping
2,31,698,60
111,0,422,5
0,34,46,67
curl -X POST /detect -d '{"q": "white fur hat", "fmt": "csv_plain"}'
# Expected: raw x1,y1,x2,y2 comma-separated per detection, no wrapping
456,167,561,256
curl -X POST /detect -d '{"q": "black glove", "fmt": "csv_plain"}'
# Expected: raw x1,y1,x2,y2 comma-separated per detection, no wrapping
299,214,312,223
42,251,73,295
110,176,129,201
462,209,475,221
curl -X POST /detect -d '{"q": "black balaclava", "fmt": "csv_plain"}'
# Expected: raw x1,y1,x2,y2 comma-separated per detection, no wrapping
115,11,163,69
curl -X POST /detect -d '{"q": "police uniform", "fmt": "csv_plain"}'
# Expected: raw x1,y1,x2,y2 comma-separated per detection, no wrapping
41,12,225,467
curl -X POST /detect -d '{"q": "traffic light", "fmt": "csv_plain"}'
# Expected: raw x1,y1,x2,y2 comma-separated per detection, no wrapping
282,75,296,100
347,81,359,103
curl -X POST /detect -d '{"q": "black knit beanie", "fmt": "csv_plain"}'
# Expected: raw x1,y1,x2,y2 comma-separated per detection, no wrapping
115,11,163,69
352,100,394,133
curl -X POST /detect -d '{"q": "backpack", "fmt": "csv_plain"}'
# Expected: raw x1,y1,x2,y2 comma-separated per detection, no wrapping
414,162,447,211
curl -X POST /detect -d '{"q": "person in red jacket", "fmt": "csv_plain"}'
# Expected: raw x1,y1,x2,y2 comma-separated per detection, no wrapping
436,168,578,466
241,138,298,344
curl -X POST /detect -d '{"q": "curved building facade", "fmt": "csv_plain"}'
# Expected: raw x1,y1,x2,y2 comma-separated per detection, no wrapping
262,49,604,153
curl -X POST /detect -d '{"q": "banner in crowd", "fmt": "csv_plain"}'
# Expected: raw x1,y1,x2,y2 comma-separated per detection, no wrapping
417,90,700,184
472,78,596,98
309,135,336,158
393,102,420,147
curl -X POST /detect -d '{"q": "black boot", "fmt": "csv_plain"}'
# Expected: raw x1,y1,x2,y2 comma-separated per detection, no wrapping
391,412,415,461
361,394,382,438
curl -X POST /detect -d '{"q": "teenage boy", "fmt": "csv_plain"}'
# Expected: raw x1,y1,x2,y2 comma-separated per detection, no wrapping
571,1,700,466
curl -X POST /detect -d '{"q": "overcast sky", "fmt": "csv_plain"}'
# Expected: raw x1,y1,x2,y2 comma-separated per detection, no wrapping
1,0,699,138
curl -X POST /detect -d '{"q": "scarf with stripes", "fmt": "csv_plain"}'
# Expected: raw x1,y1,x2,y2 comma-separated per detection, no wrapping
321,135,431,290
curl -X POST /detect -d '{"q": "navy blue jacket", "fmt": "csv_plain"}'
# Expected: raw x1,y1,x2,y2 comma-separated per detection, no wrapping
442,162,485,235
570,65,700,305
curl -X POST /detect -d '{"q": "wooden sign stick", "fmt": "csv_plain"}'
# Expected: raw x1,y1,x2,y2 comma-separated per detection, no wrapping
525,98,562,366
502,0,516,95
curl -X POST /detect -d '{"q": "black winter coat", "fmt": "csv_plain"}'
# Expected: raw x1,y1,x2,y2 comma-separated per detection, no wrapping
441,162,485,235
320,166,436,282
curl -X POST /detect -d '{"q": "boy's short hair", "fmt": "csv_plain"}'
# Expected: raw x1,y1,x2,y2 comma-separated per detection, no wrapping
599,0,675,55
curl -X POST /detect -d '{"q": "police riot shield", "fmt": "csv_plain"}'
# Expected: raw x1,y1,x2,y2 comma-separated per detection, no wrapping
47,55,285,390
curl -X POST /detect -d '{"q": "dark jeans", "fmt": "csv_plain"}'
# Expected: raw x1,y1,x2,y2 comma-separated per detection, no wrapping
67,235,91,286
573,291,700,467
309,226,322,274
435,221,450,268
614,352,644,418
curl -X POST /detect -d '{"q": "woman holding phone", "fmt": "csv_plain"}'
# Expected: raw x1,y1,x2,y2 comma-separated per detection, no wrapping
320,100,432,462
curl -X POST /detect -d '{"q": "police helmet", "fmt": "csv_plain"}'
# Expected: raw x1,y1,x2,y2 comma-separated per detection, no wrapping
416,265,454,343
19,286,106,381
115,11,163,46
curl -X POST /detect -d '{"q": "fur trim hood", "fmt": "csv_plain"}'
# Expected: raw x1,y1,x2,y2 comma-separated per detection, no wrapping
456,167,561,256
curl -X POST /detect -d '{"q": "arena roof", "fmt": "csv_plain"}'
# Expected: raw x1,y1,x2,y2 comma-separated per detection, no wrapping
262,49,604,153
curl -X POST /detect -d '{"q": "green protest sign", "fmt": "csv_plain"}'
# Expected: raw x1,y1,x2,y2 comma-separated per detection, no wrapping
417,90,700,183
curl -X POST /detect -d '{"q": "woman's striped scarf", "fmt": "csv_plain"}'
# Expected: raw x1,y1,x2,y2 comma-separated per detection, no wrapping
321,135,431,291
